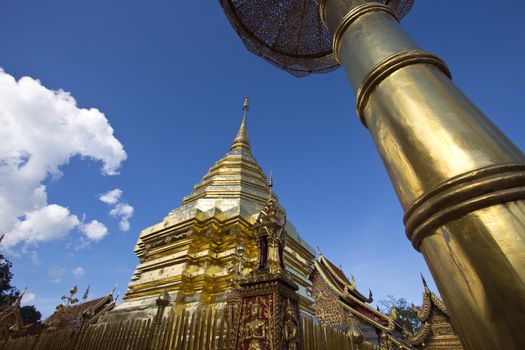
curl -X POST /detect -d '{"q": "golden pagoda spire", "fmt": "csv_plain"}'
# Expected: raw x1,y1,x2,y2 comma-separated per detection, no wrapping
231,97,250,151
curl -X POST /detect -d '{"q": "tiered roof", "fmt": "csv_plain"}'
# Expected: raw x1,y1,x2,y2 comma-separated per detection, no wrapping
180,99,269,208
315,254,373,303
405,277,464,349
45,294,115,329
313,252,415,349
314,253,394,330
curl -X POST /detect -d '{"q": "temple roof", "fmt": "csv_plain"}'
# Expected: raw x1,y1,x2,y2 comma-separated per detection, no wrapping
314,253,373,304
312,252,413,341
405,276,462,348
416,275,448,322
45,294,114,328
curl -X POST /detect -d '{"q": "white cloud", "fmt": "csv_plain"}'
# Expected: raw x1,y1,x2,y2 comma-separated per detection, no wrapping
98,189,122,205
118,219,130,232
80,220,108,241
110,203,134,232
2,205,80,248
49,266,66,284
73,266,85,276
21,292,36,304
0,68,126,248
100,188,134,232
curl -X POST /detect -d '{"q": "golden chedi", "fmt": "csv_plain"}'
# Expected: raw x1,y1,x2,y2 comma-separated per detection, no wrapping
111,98,315,319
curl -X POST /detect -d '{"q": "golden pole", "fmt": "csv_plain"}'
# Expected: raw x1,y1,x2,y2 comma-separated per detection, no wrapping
319,1,525,349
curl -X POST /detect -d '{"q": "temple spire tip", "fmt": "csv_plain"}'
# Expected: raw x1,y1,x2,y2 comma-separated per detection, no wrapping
231,97,251,151
243,97,249,114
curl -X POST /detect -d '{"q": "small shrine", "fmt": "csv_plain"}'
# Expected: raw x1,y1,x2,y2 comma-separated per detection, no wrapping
228,176,302,350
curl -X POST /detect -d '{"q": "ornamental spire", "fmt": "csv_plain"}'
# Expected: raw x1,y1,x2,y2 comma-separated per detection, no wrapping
252,174,288,274
231,97,251,151
268,169,273,198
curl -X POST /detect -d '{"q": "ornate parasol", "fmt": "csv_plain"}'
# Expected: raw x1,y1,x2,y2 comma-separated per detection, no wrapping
385,0,415,19
219,0,415,77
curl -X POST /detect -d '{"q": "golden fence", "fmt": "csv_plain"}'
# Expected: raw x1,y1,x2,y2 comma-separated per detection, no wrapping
1,307,377,350
301,315,377,350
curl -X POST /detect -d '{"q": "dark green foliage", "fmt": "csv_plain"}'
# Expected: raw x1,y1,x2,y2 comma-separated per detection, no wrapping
20,305,42,324
0,254,20,308
0,252,42,324
379,295,421,332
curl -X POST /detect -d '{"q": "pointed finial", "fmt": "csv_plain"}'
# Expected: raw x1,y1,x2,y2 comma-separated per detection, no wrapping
243,97,249,115
420,273,430,291
231,97,251,151
82,285,90,300
316,245,322,257
111,283,118,296
268,169,273,198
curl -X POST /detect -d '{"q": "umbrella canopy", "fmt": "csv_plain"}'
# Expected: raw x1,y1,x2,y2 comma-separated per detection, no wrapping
386,0,415,19
219,0,415,77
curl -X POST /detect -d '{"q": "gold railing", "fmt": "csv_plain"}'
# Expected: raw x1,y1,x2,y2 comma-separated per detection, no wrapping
1,307,377,350
301,315,378,350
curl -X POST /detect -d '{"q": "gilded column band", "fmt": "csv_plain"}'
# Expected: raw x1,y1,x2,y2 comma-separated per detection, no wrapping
331,3,398,64
404,163,525,249
355,50,451,127
322,0,525,349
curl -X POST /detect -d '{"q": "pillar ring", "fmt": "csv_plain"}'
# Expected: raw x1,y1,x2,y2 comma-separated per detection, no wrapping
332,3,398,64
404,163,525,250
355,50,451,127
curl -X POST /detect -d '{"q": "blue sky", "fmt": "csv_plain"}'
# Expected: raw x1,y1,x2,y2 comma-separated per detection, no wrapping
0,1,523,318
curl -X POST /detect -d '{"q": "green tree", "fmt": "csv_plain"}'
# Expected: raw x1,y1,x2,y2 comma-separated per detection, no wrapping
20,305,42,324
379,295,421,332
0,247,42,324
0,253,20,307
